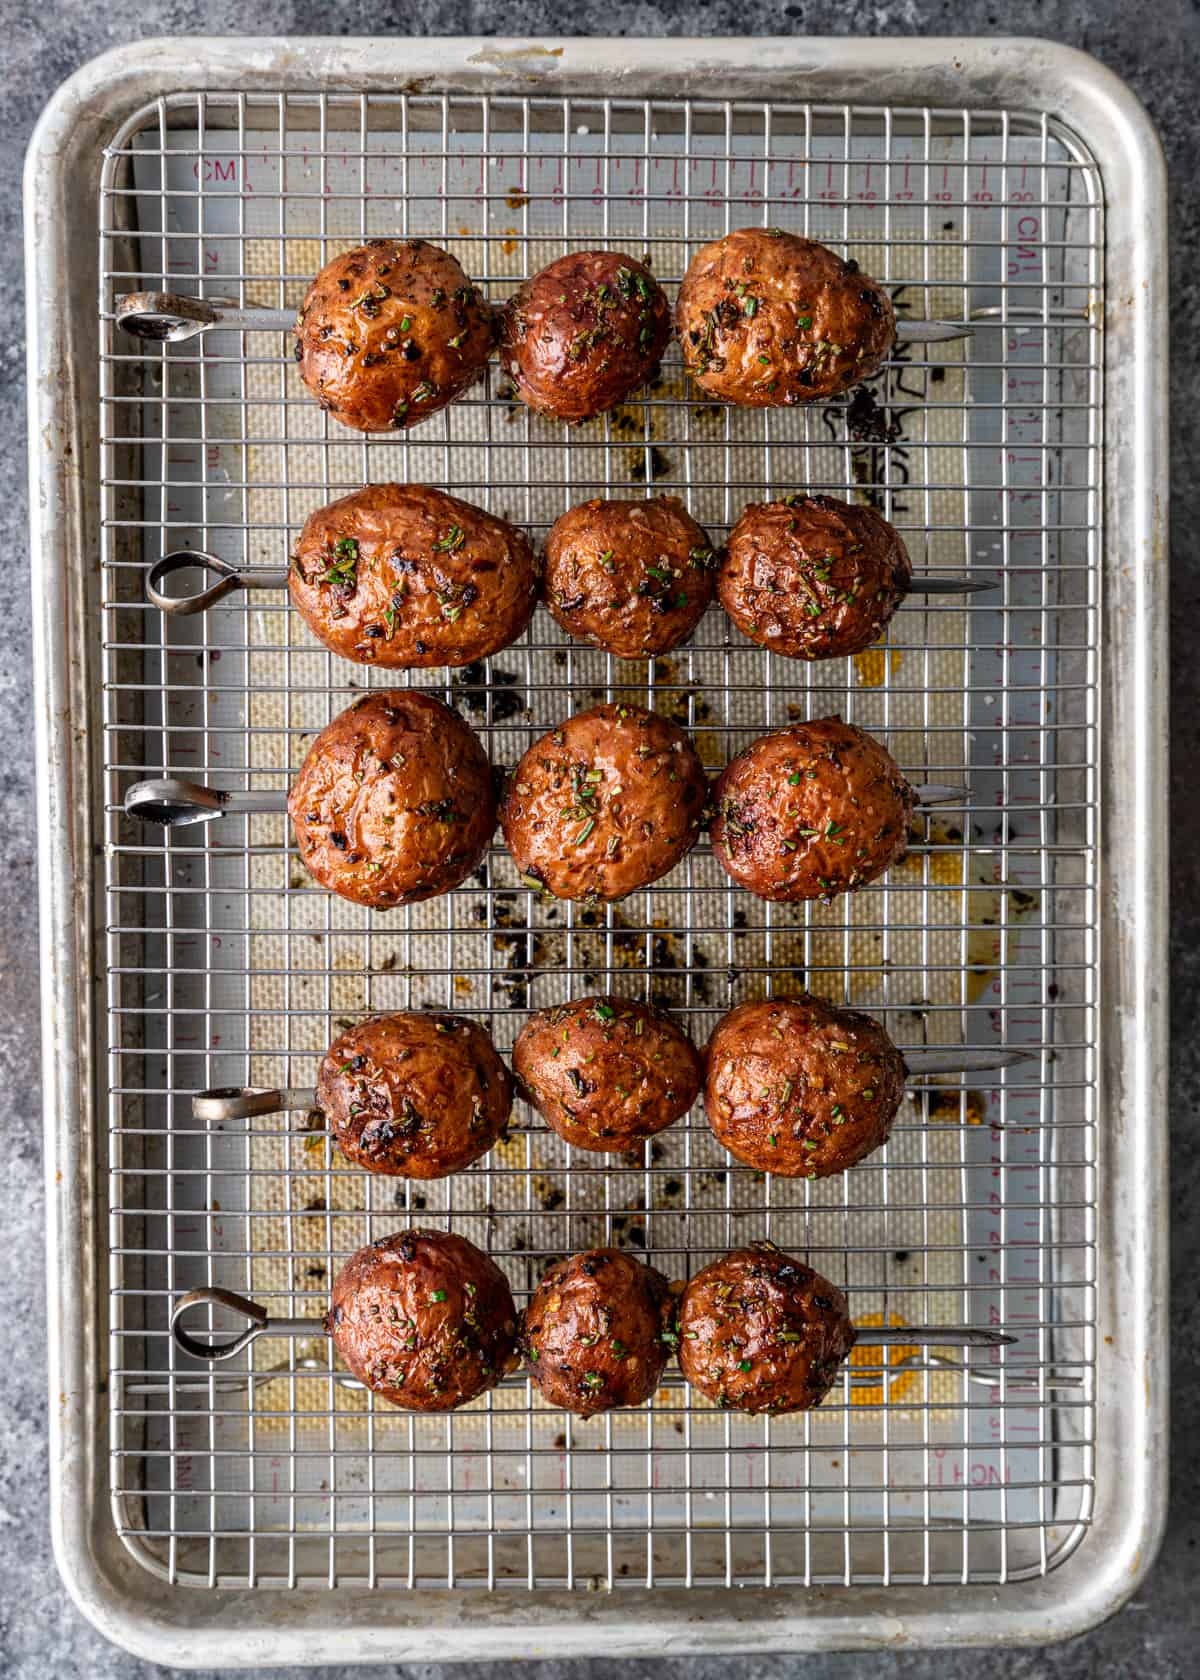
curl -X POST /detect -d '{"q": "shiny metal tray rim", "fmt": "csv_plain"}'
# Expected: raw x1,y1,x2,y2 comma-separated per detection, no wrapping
25,33,1167,1667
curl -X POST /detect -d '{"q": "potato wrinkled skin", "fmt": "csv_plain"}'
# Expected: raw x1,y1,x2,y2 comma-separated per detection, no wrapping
289,690,496,909
719,495,912,660
521,1248,674,1416
316,1012,512,1178
500,702,708,902
676,1242,856,1415
704,996,907,1179
289,485,538,669
500,251,671,422
295,239,495,432
513,995,702,1152
710,716,915,903
675,229,895,407
544,496,717,658
328,1230,517,1412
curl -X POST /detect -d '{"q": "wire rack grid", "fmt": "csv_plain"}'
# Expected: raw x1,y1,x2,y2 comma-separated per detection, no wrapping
98,86,1101,1595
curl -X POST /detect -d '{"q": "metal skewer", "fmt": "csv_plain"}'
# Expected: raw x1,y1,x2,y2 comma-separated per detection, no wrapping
115,289,980,348
123,775,968,828
892,318,972,343
170,1284,1013,1364
894,303,1089,341
911,783,967,805
190,1043,1028,1128
145,544,994,618
903,576,995,595
902,1047,1028,1077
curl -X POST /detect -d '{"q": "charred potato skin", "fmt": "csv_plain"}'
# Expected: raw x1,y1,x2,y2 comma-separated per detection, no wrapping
295,239,495,432
710,715,915,903
543,496,718,658
288,485,538,670
704,996,906,1178
521,1248,674,1416
500,702,708,902
327,1229,517,1412
288,690,496,909
676,1242,856,1414
719,495,912,660
316,1011,513,1178
513,995,702,1152
675,229,895,407
500,251,671,422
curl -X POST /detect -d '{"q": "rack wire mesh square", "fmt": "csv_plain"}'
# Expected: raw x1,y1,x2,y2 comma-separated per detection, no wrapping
99,86,1101,1594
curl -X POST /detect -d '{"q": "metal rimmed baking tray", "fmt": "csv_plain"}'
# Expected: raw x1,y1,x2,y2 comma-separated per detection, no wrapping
26,35,1167,1666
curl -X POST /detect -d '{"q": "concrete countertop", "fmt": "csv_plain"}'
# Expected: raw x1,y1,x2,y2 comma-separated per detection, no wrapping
4,3,1194,1676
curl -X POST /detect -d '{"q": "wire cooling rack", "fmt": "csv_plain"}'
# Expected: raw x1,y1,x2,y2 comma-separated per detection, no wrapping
99,87,1100,1594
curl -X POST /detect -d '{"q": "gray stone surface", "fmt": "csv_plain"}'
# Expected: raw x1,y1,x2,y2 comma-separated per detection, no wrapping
2,2,1194,1675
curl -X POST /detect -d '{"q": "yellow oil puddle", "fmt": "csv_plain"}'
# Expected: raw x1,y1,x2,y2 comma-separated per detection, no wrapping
853,647,903,688
848,1312,920,1407
925,1087,987,1126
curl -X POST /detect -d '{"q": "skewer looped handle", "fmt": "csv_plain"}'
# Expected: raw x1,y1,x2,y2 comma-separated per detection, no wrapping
116,292,296,342
171,1287,323,1361
193,1086,318,1122
147,549,291,615
123,777,290,827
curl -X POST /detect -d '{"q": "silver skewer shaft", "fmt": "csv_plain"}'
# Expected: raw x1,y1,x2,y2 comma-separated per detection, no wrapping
968,305,1090,327
193,1086,317,1122
855,1327,1014,1348
905,576,996,595
895,305,1087,342
147,549,290,615
117,292,296,342
911,783,968,806
893,318,973,343
124,777,289,827
903,1047,1031,1078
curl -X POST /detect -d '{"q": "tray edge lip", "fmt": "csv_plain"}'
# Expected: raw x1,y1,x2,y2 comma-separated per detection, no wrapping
25,31,1168,1665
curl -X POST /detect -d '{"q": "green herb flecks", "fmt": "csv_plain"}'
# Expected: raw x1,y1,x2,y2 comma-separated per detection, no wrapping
432,524,466,554
319,535,359,590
